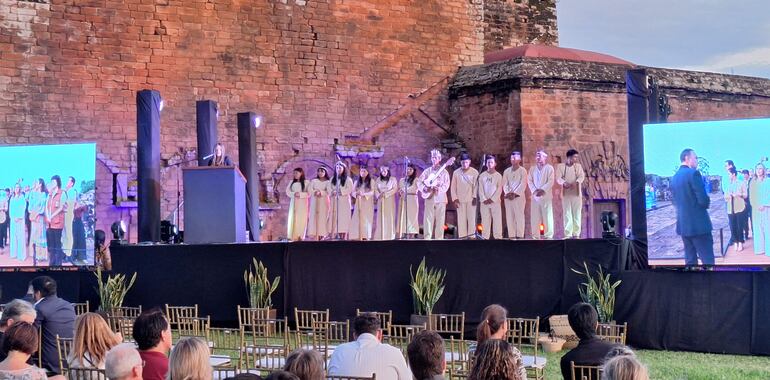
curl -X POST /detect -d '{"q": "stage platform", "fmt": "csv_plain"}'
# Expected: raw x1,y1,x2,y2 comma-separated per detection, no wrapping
1,238,769,356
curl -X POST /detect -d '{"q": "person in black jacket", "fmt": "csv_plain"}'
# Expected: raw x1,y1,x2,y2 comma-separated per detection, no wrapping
29,276,76,374
560,303,616,380
670,148,715,270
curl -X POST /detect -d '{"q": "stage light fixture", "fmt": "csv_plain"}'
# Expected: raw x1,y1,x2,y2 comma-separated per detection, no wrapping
539,223,545,237
601,211,618,238
111,221,126,244
253,116,262,128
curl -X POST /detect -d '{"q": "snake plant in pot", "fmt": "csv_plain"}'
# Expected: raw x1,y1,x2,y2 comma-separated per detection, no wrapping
244,258,280,319
95,267,137,312
409,257,446,328
571,262,621,323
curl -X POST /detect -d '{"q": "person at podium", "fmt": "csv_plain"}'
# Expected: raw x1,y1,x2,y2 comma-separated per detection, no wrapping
207,143,232,166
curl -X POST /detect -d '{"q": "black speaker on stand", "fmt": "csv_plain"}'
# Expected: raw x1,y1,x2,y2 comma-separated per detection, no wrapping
238,112,261,241
136,89,162,243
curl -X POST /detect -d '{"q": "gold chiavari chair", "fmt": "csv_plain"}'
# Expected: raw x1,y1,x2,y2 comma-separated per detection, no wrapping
507,317,545,380
430,312,465,340
106,315,137,343
165,304,199,329
56,335,73,376
67,367,107,380
107,306,142,318
237,306,272,328
597,322,628,345
212,367,240,380
445,337,473,380
355,309,393,336
294,308,329,332
386,324,426,358
72,301,89,316
241,318,291,372
210,327,243,367
571,362,603,380
177,316,211,341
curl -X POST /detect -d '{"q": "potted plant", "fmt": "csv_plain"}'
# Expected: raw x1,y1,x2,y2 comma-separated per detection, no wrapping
94,267,137,312
571,262,621,323
409,257,446,327
244,258,280,319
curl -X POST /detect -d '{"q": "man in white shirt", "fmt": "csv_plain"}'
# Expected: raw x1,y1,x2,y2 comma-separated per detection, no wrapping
418,149,451,240
527,150,555,239
328,313,412,380
556,149,586,239
503,151,527,239
478,155,503,239
450,153,478,239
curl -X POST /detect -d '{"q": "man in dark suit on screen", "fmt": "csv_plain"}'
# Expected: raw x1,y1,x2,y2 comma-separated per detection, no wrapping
670,148,715,270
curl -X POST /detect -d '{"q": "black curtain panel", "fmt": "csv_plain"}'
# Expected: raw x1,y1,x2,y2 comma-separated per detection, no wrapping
136,90,162,243
196,100,218,167
625,69,651,267
237,112,261,242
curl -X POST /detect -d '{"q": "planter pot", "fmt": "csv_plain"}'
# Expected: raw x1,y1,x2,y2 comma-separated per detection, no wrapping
538,336,566,353
410,314,435,328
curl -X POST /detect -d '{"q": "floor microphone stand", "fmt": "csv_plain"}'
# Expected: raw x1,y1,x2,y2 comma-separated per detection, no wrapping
468,154,486,240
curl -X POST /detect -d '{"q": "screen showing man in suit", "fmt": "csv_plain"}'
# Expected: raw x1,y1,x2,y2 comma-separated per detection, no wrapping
644,118,770,268
0,143,96,268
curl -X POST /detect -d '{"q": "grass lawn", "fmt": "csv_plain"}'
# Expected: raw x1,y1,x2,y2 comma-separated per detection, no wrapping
542,349,770,380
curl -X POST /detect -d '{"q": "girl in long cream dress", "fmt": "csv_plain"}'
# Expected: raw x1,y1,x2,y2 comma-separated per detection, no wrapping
330,162,353,239
286,168,310,241
307,167,332,240
397,164,420,239
374,165,398,240
28,179,48,262
9,184,27,262
350,166,374,240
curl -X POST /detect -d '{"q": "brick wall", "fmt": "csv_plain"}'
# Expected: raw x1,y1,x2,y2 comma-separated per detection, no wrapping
483,0,558,53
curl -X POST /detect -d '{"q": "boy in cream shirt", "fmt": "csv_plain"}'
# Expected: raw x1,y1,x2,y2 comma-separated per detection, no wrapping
450,152,479,239
503,151,528,239
478,155,503,239
556,149,586,238
528,150,555,239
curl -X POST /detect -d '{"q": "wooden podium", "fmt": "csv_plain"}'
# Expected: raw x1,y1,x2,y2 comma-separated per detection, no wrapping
183,166,247,244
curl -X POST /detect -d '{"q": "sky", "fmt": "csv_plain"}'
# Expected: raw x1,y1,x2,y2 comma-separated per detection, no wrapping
557,0,770,79
643,118,770,176
0,143,96,197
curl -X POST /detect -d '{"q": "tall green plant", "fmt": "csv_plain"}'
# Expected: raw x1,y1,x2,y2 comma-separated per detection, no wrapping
571,262,621,323
244,258,280,309
410,257,446,315
95,267,137,311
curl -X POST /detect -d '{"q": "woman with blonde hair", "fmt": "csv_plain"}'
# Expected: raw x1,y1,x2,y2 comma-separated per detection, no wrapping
283,348,324,380
601,355,649,380
468,339,525,380
167,337,212,380
68,312,122,370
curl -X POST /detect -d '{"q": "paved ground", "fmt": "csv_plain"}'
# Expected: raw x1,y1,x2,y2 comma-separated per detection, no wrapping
648,193,770,266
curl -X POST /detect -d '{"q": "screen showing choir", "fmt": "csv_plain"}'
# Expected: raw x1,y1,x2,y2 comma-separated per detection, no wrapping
0,143,96,268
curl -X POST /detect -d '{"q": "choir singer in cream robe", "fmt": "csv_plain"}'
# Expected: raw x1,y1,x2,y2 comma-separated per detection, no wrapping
286,168,310,241
478,155,503,239
351,166,375,240
330,162,354,240
503,151,527,239
397,164,420,239
528,150,555,239
374,165,398,240
556,149,586,238
307,167,332,240
418,149,451,240
450,152,478,239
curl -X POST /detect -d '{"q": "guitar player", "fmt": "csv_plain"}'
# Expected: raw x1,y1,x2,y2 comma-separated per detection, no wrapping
417,149,451,240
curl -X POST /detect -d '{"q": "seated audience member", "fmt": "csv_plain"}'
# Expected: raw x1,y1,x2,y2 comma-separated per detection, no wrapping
167,337,212,380
265,371,299,380
284,348,324,380
603,345,637,362
0,299,37,361
68,312,122,370
327,313,411,380
105,343,143,380
407,330,446,380
30,275,76,374
471,304,527,380
0,322,49,380
132,308,173,380
601,355,649,380
560,303,617,380
468,339,524,380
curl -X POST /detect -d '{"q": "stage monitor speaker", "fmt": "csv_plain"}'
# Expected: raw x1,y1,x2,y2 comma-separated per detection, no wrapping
136,89,162,243
196,100,218,166
237,112,261,241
